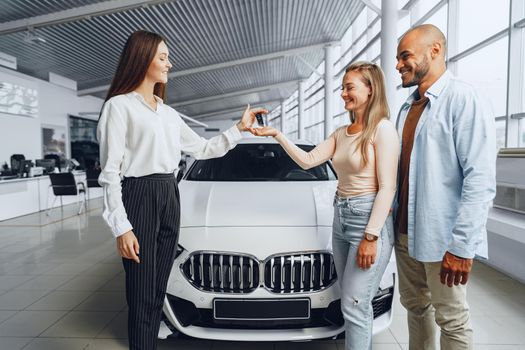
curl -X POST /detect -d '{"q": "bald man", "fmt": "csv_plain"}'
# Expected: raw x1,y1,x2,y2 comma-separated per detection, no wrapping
394,25,496,350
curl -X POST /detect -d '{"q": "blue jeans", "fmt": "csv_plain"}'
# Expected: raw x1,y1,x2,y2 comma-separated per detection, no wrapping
332,193,394,350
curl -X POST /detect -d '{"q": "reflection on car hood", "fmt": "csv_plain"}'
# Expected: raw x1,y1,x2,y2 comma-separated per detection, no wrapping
179,180,337,227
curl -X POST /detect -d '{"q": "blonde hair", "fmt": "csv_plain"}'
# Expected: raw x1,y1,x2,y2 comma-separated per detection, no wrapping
344,61,390,167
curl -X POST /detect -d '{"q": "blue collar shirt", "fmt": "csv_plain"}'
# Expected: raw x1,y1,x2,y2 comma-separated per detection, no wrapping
395,70,497,262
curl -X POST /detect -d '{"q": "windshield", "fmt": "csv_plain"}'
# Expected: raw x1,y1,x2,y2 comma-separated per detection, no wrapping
186,144,337,182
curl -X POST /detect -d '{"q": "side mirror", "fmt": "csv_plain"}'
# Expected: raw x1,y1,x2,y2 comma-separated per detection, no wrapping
177,156,188,183
176,169,184,183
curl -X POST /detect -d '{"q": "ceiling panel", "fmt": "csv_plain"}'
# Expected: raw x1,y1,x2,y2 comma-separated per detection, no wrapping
176,88,295,119
165,52,322,102
0,0,364,121
0,0,107,23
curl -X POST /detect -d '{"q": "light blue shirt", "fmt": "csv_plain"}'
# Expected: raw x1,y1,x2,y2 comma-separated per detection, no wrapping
395,70,496,262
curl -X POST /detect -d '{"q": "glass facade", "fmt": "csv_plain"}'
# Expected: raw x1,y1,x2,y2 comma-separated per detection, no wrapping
270,0,525,152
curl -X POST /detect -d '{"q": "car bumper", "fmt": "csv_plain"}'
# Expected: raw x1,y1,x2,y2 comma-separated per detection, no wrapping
162,226,395,341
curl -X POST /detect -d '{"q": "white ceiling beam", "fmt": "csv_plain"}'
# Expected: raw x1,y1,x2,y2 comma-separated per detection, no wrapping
178,113,208,127
401,0,419,11
169,43,326,78
0,0,172,35
359,0,381,16
77,42,327,96
186,99,281,120
294,56,323,77
515,17,525,28
169,80,299,107
189,106,247,120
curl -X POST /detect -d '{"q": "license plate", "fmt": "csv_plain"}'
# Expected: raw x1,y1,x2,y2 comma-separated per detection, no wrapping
213,298,310,321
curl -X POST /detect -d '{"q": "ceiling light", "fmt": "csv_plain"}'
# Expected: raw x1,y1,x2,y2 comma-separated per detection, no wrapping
23,31,46,44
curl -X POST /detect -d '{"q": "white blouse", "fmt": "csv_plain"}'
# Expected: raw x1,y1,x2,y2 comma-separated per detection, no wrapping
97,92,242,237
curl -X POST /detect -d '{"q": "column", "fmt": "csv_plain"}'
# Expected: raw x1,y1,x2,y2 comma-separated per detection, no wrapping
324,44,338,138
280,99,287,136
506,0,525,147
297,80,306,139
380,0,398,118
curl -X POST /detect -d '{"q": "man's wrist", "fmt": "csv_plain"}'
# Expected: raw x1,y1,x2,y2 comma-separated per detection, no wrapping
446,251,471,261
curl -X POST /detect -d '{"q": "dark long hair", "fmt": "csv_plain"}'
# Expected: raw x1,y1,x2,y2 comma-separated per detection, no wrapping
104,30,167,103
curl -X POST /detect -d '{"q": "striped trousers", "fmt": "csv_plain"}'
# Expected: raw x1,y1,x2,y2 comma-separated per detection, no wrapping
121,173,180,350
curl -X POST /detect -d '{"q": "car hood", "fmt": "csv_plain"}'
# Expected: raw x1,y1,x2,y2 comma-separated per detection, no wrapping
179,180,337,227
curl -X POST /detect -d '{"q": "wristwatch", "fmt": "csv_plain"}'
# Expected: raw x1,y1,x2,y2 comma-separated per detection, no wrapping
364,233,378,242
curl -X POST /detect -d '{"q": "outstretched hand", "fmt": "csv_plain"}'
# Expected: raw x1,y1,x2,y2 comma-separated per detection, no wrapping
250,126,280,137
236,104,268,132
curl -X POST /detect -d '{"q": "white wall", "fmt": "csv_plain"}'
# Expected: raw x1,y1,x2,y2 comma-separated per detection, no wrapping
485,157,525,283
0,66,104,166
487,211,525,284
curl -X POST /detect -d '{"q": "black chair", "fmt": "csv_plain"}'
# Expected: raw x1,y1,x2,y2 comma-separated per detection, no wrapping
44,154,61,172
10,154,25,176
46,172,86,216
35,159,56,174
85,168,102,202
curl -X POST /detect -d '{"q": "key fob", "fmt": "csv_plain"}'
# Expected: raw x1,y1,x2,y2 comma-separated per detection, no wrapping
255,113,265,126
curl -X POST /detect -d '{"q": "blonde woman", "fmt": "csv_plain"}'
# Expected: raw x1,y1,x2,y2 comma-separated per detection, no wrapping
251,61,399,349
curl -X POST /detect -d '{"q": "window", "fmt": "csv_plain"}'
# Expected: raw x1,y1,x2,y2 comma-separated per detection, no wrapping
457,0,510,51
353,9,367,36
393,87,411,122
370,15,381,37
69,115,99,170
496,119,506,150
518,118,525,148
422,2,448,39
187,144,337,181
340,26,353,54
417,0,442,19
398,13,410,37
398,0,411,10
304,80,324,132
334,113,347,129
353,35,367,57
305,122,324,144
367,39,380,61
278,1,522,148
522,27,525,116
412,0,442,23
268,116,281,131
456,37,509,117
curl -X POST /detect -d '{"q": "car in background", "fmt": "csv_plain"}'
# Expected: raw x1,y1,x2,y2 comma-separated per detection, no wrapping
160,137,395,341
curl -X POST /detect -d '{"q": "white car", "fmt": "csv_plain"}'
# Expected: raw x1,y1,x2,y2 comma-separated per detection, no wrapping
161,137,395,342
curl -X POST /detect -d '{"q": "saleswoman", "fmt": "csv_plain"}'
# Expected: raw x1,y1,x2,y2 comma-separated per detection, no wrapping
97,30,266,350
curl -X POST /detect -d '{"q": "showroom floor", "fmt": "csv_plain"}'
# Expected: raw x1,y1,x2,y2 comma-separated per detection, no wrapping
0,198,524,350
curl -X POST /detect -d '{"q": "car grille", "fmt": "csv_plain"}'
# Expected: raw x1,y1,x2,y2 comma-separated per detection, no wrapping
181,252,259,293
264,252,337,293
181,251,337,294
372,288,394,318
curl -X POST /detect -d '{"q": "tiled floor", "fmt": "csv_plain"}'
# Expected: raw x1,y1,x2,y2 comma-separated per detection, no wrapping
0,198,524,349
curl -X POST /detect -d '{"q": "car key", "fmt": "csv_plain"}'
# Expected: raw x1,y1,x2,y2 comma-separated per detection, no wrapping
255,113,265,126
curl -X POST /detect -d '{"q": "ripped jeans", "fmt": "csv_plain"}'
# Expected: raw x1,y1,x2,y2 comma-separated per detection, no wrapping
332,193,394,350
